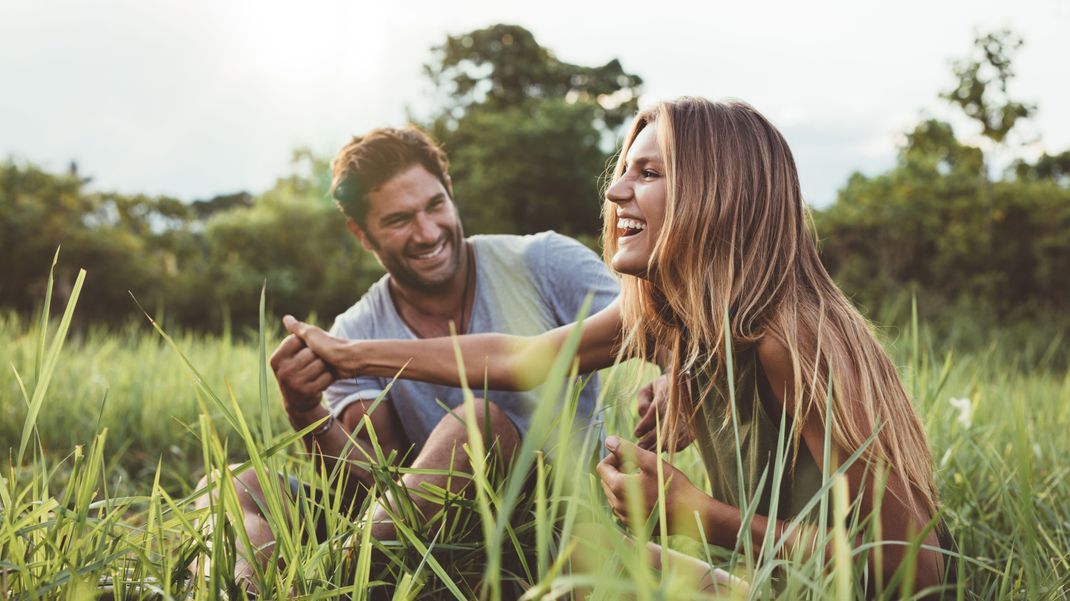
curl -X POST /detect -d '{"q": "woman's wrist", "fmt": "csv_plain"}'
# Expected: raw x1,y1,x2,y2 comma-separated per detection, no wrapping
702,497,739,547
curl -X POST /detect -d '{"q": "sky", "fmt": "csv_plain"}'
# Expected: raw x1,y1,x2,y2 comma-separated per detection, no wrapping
2,0,1068,208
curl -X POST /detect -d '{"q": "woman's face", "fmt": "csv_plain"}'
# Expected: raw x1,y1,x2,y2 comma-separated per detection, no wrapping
606,122,667,278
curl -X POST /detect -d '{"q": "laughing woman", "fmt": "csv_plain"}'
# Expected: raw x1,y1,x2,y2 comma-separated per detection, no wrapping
286,97,953,592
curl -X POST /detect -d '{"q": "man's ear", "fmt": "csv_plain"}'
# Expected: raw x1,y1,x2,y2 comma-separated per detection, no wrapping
346,218,375,252
444,174,453,198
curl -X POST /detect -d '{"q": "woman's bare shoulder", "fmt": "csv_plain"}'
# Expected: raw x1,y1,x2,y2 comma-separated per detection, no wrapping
755,333,802,415
756,334,792,381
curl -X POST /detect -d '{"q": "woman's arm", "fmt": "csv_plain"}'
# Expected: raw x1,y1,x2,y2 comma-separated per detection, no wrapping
599,438,945,596
598,337,945,593
747,337,944,588
283,298,623,391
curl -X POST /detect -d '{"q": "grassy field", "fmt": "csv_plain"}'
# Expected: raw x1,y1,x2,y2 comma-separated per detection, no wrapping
2,278,1069,599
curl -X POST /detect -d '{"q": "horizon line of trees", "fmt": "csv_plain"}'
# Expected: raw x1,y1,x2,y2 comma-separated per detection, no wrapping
1,26,1067,336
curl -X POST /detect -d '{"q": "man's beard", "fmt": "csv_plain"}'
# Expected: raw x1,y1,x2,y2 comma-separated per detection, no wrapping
377,221,465,294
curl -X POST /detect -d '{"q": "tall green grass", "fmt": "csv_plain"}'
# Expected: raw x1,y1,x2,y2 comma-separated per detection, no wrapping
1,266,1068,599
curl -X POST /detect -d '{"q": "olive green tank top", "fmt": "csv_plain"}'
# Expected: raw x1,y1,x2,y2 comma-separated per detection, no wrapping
690,347,958,582
690,346,824,521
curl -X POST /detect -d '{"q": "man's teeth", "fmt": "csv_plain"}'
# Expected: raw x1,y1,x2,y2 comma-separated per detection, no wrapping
618,218,646,231
414,241,447,259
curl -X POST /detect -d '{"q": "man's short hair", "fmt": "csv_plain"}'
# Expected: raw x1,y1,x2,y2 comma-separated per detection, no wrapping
330,127,451,226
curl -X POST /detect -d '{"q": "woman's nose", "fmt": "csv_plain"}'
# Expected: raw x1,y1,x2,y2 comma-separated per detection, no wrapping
605,177,631,205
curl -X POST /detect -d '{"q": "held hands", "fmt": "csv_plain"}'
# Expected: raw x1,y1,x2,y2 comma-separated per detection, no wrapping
634,374,694,452
269,333,334,415
282,315,361,378
596,436,709,537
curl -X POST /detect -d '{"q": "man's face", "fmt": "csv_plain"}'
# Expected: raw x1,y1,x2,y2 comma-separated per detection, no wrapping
350,164,465,292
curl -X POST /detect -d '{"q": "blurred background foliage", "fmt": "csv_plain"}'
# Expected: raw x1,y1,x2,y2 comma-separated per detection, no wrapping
1,25,1066,339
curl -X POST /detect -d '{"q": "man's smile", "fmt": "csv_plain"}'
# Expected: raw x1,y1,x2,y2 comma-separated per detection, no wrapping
408,237,450,263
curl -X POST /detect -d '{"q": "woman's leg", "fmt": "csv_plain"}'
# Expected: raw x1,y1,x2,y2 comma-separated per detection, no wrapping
642,540,741,593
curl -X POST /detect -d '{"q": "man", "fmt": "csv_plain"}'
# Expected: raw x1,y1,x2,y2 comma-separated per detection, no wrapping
204,126,618,586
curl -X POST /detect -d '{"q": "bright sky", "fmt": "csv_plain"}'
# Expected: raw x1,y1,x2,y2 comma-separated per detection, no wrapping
2,0,1068,208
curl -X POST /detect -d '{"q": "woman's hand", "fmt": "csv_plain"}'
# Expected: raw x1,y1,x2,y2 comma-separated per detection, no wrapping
283,315,362,378
634,374,694,452
596,436,712,538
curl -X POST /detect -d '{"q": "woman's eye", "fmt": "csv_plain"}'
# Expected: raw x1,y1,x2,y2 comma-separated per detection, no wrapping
641,170,659,179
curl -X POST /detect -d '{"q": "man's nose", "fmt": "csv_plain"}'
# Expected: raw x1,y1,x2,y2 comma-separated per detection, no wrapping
411,212,439,244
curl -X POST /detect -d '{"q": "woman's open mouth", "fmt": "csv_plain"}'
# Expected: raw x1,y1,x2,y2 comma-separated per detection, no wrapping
618,217,646,238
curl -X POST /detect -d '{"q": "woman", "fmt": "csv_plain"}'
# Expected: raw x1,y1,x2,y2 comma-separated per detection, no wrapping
286,97,952,591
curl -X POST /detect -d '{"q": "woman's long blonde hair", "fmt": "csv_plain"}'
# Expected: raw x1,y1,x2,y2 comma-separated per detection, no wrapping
602,97,938,516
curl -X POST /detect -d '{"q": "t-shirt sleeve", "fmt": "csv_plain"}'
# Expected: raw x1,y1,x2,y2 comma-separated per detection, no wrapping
323,308,387,418
535,231,620,325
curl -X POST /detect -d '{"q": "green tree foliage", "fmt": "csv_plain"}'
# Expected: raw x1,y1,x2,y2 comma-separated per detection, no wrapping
188,150,380,330
423,24,642,241
0,153,380,330
0,161,192,324
3,26,1067,334
816,31,1070,323
942,29,1035,144
1015,149,1070,186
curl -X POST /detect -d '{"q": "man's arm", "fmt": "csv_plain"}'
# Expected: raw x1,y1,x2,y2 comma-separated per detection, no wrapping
284,298,624,392
271,335,383,492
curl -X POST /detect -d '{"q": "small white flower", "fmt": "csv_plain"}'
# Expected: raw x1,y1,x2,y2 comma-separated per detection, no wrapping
949,397,973,429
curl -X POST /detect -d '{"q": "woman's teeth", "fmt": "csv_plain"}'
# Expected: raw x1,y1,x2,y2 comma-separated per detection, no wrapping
618,218,646,234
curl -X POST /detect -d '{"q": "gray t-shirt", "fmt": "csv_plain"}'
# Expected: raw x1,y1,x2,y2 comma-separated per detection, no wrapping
325,231,619,451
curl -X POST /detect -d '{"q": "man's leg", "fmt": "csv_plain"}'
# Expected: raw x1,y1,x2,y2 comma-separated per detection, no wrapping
367,398,520,541
193,399,408,589
338,397,408,453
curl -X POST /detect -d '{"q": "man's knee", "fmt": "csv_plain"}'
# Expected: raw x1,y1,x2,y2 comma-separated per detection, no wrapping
437,398,520,453
340,399,408,454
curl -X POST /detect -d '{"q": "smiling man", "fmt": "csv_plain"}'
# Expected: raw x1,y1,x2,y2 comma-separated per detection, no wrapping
307,126,618,461
206,126,618,586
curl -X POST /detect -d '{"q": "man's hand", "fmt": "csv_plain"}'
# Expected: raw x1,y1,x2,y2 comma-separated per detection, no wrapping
283,315,361,378
269,333,334,415
634,374,694,451
596,436,711,538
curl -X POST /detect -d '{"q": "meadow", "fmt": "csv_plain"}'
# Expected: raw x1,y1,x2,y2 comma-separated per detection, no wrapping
2,273,1068,599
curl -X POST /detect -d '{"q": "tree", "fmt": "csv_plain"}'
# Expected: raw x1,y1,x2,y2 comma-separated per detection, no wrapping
421,24,643,240
0,160,199,325
816,30,1070,323
424,24,642,134
1015,150,1070,187
942,29,1035,145
182,150,381,331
